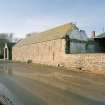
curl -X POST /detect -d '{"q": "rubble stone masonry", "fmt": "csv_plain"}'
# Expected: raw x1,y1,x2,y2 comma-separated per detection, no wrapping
13,39,105,71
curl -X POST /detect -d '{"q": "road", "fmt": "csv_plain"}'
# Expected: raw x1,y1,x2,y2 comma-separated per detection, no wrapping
0,61,105,105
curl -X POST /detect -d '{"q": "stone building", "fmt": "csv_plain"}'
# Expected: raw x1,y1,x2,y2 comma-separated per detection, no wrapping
13,23,90,65
12,23,105,71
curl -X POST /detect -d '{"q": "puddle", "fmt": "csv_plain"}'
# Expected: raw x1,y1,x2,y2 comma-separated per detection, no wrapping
0,83,23,105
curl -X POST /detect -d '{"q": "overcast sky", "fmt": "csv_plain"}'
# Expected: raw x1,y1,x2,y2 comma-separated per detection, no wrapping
0,0,105,38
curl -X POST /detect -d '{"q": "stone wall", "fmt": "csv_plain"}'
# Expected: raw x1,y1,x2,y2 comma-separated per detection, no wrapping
12,39,65,65
13,39,105,71
62,54,105,71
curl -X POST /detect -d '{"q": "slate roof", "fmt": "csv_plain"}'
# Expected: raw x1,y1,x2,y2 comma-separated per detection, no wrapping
14,23,78,47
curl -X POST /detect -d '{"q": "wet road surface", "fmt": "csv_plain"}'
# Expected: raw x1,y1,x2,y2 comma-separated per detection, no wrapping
0,61,105,105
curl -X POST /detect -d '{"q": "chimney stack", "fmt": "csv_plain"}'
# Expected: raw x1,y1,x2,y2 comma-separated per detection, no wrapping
91,31,95,38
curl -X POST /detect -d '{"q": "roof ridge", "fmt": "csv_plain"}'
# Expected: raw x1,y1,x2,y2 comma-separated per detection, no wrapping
14,23,78,47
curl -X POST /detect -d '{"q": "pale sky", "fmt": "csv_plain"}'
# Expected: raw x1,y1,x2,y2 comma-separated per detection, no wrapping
0,0,105,38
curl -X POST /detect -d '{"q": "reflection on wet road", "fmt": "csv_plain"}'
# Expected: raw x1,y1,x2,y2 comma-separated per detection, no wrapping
0,62,47,105
0,61,105,105
0,61,13,75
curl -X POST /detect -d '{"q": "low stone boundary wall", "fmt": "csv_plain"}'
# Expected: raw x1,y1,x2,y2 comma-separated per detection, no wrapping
63,53,105,72
13,52,105,72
